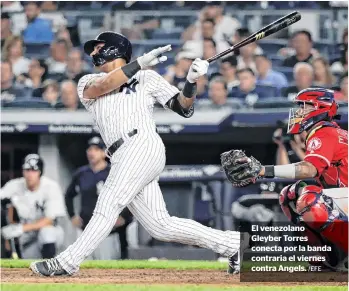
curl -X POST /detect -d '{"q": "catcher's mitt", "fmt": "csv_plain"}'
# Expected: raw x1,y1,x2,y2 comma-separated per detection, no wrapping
220,149,262,187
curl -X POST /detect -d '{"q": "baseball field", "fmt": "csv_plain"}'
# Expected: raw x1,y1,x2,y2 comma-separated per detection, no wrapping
1,259,347,291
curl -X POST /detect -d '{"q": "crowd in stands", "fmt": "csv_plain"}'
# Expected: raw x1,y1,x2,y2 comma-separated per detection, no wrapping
1,1,348,110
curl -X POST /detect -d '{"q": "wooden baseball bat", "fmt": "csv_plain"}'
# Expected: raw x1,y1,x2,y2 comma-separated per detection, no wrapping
207,11,302,63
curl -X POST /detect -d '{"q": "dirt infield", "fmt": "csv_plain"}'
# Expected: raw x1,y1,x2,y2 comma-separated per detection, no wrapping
1,268,347,286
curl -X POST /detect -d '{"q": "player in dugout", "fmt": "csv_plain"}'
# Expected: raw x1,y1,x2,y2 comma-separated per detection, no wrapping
221,88,348,273
65,136,133,260
0,154,66,259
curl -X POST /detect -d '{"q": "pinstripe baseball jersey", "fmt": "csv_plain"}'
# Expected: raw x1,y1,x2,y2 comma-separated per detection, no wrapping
77,70,179,148
54,67,240,275
0,176,66,223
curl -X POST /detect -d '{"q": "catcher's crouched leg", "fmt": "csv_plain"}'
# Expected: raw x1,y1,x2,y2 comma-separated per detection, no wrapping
280,182,348,271
296,185,348,255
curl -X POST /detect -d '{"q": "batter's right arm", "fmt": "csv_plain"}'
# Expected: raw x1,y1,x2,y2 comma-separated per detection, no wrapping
83,45,172,99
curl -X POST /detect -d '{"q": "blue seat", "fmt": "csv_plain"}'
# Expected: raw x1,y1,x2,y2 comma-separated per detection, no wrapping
3,99,52,109
274,67,294,82
313,41,332,56
269,55,284,67
253,97,294,109
24,43,51,59
258,39,287,55
152,30,181,40
256,85,278,98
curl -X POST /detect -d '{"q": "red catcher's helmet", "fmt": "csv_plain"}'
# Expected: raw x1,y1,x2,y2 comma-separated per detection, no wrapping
287,88,340,134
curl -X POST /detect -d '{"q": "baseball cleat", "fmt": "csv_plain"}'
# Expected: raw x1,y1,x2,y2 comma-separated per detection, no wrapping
30,258,69,276
228,251,240,274
228,232,251,275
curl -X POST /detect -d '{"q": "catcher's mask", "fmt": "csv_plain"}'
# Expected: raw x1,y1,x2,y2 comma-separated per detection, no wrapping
287,88,340,134
84,31,132,67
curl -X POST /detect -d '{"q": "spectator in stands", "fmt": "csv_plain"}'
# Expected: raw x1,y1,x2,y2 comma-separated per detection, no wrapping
282,30,314,67
278,37,321,59
331,47,348,75
59,80,81,110
2,36,31,76
55,27,73,50
208,77,229,106
196,75,209,99
231,68,269,105
334,74,348,102
203,38,220,77
122,18,160,41
232,28,263,56
46,39,69,74
312,57,335,88
42,80,59,106
236,40,262,73
220,56,239,91
17,59,48,91
40,1,67,33
1,1,23,13
1,12,12,49
203,38,216,60
182,2,240,42
1,61,28,102
182,19,230,56
62,49,90,83
164,51,196,89
22,2,54,44
282,62,314,100
254,54,288,93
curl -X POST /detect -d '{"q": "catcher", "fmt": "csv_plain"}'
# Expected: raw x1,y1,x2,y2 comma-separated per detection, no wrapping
222,88,348,273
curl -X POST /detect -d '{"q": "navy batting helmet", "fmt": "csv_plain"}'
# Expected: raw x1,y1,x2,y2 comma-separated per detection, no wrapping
22,154,44,176
84,31,132,66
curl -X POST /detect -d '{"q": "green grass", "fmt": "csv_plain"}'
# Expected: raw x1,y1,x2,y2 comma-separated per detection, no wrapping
1,285,346,291
1,259,226,270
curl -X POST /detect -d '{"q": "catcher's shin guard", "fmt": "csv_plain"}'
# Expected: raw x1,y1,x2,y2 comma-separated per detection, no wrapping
296,185,348,255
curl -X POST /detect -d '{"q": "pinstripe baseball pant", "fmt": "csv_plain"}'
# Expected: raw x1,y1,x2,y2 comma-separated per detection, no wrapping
57,131,240,274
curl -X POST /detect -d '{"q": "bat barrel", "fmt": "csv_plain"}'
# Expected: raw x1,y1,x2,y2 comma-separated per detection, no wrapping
207,11,301,63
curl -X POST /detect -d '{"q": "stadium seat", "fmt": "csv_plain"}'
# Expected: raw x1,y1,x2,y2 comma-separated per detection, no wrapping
253,97,294,109
3,99,53,109
269,55,284,67
313,41,332,56
24,43,51,59
274,67,294,82
152,29,182,40
256,85,278,98
258,39,288,55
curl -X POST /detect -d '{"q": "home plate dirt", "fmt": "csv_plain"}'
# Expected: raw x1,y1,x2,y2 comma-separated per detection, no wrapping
1,268,346,286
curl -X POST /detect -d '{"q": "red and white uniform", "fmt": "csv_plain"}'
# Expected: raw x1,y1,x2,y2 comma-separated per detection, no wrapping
304,121,348,188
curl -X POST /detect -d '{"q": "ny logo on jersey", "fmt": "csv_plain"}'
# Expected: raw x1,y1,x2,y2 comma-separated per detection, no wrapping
120,79,139,94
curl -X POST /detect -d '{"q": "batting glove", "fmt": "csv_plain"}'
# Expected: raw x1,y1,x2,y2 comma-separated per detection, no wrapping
186,58,209,83
1,224,24,240
137,45,172,69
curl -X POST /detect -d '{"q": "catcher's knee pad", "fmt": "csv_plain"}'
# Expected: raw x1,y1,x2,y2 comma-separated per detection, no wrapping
296,185,348,255
296,185,330,228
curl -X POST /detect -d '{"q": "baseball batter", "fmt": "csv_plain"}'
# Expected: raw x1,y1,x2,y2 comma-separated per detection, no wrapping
30,32,241,276
1,154,66,259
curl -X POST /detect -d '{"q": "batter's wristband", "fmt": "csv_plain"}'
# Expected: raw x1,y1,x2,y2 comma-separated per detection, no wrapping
122,60,141,78
264,165,275,178
182,80,197,98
